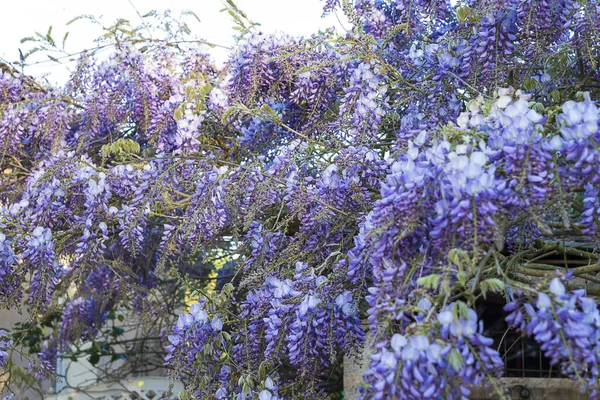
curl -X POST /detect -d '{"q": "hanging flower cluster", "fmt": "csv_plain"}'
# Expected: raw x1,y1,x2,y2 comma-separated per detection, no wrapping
0,330,11,368
506,277,600,397
363,302,503,399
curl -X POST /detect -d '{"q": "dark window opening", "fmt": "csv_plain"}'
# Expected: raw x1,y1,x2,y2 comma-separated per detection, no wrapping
478,297,562,378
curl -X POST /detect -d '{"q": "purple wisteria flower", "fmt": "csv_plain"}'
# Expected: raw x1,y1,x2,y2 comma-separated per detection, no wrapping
505,278,600,395
362,303,503,399
0,330,12,369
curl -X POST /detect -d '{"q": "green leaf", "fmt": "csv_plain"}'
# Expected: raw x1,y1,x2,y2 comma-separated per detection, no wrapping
479,278,505,299
182,10,201,24
456,6,472,24
62,32,69,48
221,105,241,124
111,327,125,337
46,25,54,45
174,108,183,121
222,283,235,295
448,349,464,371
66,15,95,26
453,301,470,320
441,278,451,296
111,353,127,362
88,352,100,366
416,274,442,290
260,104,282,122
457,272,468,287
549,90,561,103
532,102,545,113
522,78,539,91
448,248,469,271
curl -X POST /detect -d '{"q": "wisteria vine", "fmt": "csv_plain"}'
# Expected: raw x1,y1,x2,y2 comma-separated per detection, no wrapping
0,0,600,399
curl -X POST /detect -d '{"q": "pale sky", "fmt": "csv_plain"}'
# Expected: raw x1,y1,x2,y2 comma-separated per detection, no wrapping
0,0,349,84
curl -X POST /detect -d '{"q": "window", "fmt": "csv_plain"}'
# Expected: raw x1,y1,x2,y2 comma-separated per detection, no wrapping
479,296,561,378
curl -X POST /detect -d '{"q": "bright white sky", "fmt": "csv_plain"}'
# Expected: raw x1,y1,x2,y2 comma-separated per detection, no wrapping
0,0,349,84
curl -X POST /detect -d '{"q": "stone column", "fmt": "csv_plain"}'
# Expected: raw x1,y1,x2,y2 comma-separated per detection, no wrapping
343,333,375,400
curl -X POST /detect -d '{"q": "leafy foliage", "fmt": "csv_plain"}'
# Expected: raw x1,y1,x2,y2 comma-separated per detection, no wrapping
0,0,600,399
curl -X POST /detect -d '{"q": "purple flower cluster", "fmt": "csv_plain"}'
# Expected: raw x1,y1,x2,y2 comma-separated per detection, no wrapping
582,184,600,237
573,1,600,75
339,61,388,142
0,330,12,368
517,0,574,45
242,222,287,272
23,227,61,312
234,264,364,373
362,303,503,399
557,93,599,143
34,339,57,379
59,297,106,348
0,233,20,307
552,94,600,185
256,377,286,400
164,299,228,396
505,278,600,395
465,1,519,79
0,73,71,158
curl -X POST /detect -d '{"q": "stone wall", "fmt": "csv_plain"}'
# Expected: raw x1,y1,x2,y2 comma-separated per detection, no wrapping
343,333,374,400
472,377,584,400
